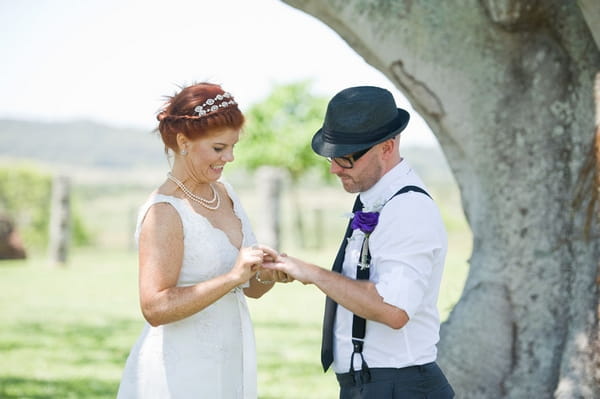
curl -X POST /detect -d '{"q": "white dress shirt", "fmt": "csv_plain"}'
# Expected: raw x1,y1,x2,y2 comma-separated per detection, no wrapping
333,160,448,373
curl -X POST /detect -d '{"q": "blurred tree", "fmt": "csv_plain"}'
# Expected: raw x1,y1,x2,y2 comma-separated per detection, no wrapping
235,80,329,181
234,81,329,248
283,1,600,397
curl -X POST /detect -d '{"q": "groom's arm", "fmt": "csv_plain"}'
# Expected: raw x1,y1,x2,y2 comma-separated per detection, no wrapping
263,256,409,329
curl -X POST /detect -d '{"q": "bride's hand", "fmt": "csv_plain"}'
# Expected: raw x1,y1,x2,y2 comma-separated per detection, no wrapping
230,246,265,284
249,244,294,284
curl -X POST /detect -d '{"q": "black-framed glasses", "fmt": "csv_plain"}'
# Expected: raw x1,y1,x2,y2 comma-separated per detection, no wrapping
327,146,372,169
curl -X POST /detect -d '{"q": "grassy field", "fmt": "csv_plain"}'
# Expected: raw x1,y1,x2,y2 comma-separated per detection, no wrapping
0,177,471,398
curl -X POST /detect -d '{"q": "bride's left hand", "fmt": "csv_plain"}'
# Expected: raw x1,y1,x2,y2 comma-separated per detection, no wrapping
251,244,293,283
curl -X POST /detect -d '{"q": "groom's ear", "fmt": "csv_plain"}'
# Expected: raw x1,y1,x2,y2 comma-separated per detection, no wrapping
380,138,396,156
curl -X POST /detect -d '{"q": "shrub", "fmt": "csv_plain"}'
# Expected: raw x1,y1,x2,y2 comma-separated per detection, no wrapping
0,164,91,251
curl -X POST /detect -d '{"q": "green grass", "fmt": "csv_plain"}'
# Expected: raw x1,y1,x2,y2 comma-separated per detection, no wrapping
0,249,140,399
0,247,468,399
0,180,471,398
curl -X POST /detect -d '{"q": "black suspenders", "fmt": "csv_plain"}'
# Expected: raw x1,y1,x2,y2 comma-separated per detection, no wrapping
349,185,432,380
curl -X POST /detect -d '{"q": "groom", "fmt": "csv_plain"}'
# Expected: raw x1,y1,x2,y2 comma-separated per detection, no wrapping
266,86,454,398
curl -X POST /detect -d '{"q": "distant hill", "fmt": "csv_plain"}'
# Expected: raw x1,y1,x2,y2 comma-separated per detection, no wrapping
0,118,455,186
0,119,164,169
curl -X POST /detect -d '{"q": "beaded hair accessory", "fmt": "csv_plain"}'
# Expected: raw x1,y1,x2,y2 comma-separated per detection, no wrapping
194,92,237,117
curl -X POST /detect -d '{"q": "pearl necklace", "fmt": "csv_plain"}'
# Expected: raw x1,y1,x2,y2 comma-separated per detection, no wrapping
167,172,221,210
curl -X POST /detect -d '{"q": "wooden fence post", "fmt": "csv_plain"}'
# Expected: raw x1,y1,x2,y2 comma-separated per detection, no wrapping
256,166,284,251
48,175,70,266
312,207,324,249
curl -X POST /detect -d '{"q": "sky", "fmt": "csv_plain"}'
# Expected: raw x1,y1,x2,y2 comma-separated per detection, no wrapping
0,0,436,146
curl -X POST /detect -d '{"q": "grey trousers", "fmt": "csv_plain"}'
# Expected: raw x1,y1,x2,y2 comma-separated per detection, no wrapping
336,362,454,399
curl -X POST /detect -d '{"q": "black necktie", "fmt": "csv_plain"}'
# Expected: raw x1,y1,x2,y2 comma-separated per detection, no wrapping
320,195,362,372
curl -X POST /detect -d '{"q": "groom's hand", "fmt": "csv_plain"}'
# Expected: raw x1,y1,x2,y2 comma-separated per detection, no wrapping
262,254,315,285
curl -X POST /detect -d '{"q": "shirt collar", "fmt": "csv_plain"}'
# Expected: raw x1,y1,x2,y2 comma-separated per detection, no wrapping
359,159,411,212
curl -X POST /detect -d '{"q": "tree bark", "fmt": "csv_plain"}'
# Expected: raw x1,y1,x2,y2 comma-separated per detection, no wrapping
282,0,600,397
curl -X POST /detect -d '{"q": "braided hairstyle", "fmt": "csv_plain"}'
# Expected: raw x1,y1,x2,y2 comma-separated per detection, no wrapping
156,82,244,154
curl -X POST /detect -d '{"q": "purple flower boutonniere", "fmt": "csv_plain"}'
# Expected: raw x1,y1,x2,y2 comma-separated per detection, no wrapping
351,211,380,234
351,211,380,270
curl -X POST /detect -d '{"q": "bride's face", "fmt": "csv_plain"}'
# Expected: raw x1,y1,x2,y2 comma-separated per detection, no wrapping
182,127,240,183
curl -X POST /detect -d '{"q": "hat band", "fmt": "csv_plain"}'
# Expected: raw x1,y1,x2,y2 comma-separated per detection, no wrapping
321,116,403,145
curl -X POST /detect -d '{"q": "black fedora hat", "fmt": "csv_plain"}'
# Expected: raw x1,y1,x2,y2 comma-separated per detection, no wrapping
312,86,410,158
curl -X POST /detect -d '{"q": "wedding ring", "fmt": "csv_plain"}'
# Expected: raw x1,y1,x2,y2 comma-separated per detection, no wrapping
255,270,275,285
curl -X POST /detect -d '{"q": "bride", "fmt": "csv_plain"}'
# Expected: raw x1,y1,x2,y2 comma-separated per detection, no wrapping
117,82,289,398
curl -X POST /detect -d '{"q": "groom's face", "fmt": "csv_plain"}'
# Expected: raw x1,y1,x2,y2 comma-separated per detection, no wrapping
329,145,383,193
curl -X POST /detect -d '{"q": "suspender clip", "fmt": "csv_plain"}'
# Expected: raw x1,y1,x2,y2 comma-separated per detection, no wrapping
349,338,370,385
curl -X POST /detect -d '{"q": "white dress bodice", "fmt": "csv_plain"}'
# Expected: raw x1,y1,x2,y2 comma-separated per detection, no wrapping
117,182,258,398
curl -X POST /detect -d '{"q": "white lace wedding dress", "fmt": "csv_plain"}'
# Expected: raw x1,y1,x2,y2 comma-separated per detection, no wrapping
117,182,258,398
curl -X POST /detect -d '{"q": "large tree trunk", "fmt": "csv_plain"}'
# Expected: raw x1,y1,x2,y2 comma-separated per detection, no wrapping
282,1,600,397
